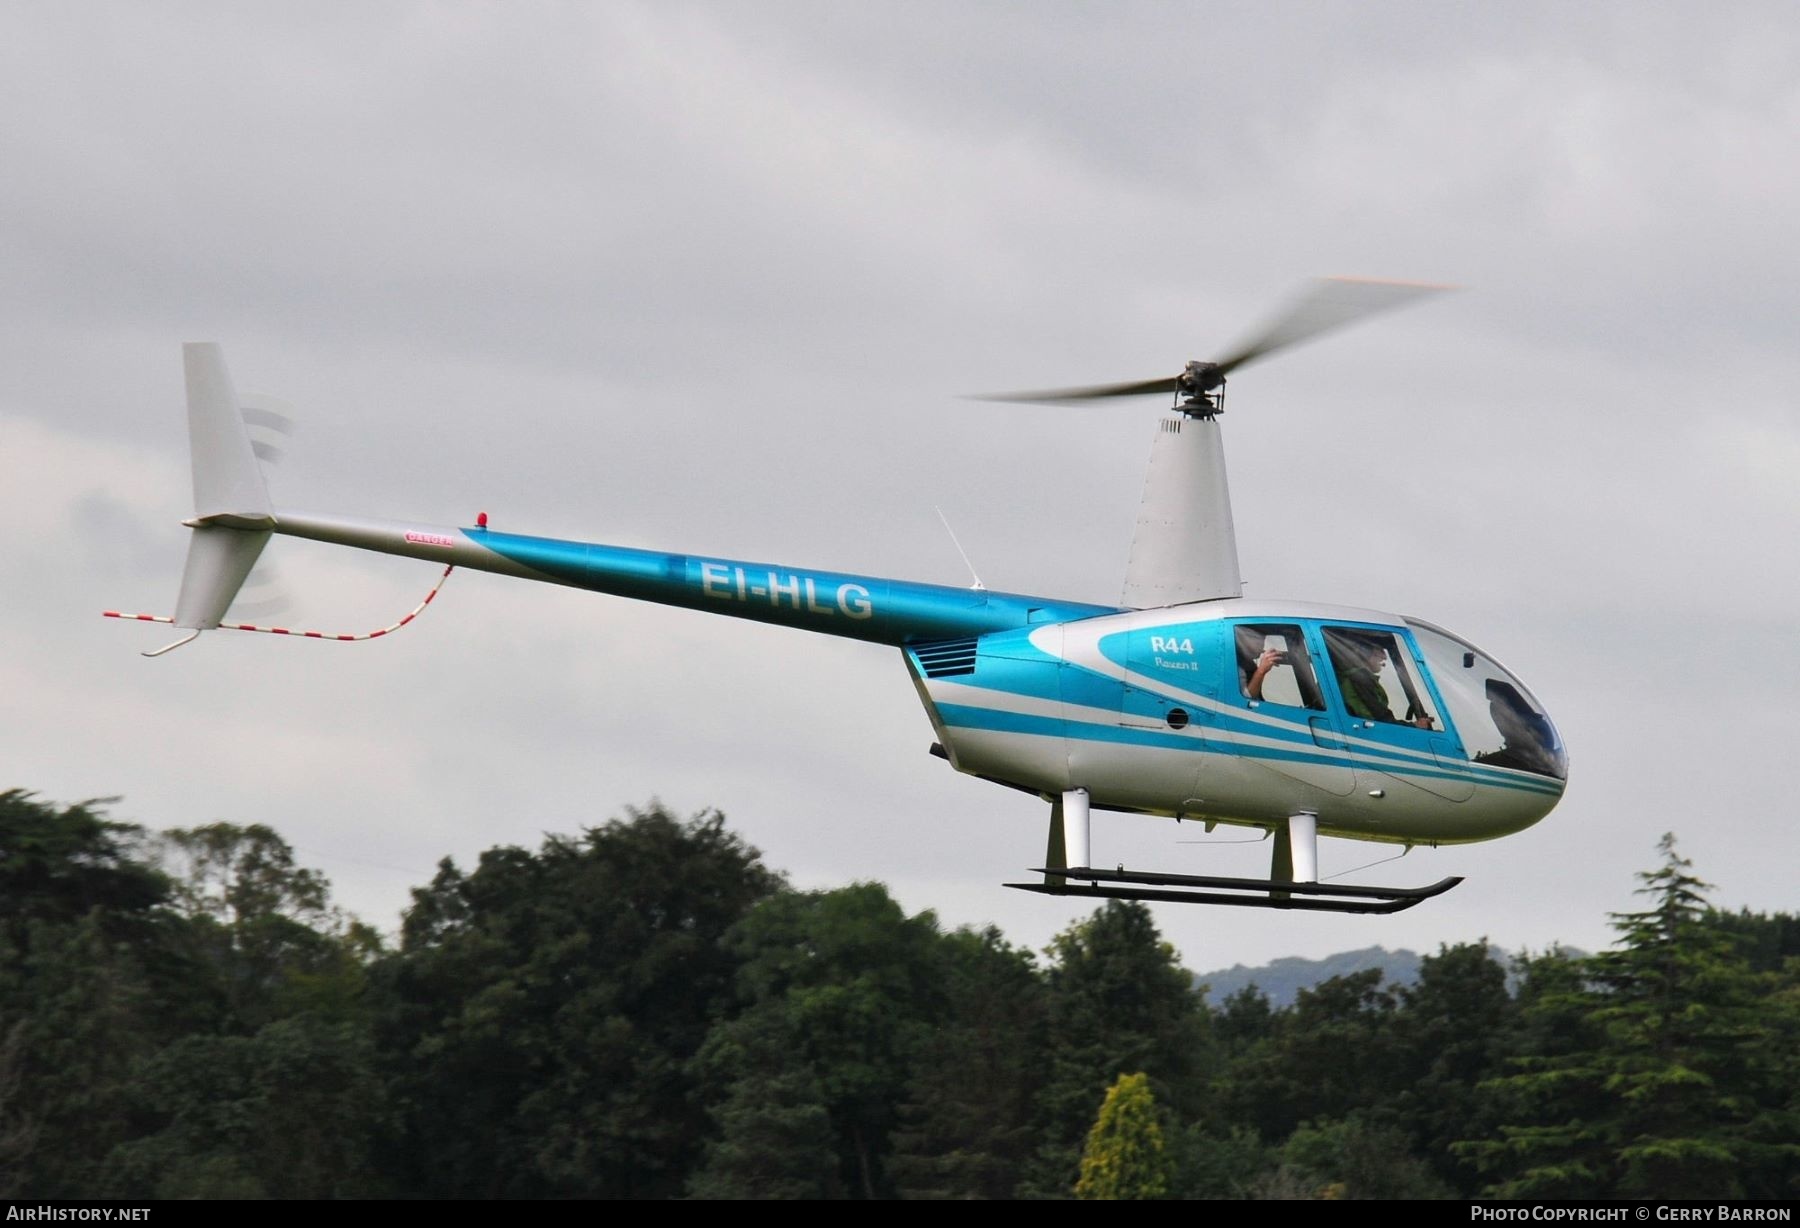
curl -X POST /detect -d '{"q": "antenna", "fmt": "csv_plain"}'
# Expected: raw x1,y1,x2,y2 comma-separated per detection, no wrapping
934,506,986,592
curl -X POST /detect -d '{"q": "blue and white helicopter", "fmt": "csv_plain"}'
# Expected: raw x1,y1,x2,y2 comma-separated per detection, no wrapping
115,279,1566,913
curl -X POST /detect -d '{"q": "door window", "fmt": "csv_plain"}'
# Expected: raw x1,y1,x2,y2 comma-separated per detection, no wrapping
1231,623,1324,711
1321,626,1440,731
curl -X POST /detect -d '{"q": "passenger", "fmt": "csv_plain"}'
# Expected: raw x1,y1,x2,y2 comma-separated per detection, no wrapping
1246,646,1281,700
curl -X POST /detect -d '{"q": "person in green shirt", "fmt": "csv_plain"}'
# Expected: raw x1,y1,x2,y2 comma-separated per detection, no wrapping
1332,634,1433,730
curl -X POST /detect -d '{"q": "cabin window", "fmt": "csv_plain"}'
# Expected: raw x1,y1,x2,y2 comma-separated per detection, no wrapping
1233,623,1324,710
1321,626,1441,731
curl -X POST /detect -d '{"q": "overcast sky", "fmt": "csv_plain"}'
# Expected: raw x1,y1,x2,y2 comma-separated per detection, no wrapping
4,1,1797,974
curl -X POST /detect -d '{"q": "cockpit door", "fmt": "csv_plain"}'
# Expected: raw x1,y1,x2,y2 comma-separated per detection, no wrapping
1318,623,1474,803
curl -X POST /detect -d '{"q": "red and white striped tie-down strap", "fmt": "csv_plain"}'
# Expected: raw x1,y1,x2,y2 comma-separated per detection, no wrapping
105,565,455,654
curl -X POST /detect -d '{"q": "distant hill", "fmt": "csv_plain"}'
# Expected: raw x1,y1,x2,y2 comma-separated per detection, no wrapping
1190,942,1585,1008
1194,946,1422,1008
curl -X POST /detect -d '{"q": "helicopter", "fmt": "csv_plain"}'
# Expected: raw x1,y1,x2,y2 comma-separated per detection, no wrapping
110,278,1567,914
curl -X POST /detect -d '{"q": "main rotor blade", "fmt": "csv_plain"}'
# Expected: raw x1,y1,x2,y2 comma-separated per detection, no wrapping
972,374,1182,405
1212,276,1452,378
970,276,1452,406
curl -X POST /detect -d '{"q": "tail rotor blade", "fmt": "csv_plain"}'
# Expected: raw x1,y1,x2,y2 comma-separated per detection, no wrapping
240,393,298,467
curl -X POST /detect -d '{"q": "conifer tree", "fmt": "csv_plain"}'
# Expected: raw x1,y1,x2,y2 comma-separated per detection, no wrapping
1075,1072,1171,1200
1465,835,1798,1198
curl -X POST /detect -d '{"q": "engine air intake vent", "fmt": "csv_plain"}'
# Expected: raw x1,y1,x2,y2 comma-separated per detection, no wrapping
913,638,978,678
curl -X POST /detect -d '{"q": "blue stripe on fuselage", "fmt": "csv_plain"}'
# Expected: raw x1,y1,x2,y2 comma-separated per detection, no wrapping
932,678,1563,797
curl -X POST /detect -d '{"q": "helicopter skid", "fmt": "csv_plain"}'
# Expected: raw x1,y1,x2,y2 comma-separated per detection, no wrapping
1007,866,1462,913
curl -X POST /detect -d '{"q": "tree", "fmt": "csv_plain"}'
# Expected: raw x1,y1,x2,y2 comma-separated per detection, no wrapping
1389,942,1517,1194
152,822,374,1030
1216,968,1401,1144
104,1015,389,1198
376,805,781,1199
1212,983,1275,1052
1075,1072,1172,1199
1021,902,1208,1198
0,794,208,1196
155,822,331,929
1253,1114,1453,1200
1705,907,1800,975
0,791,167,939
696,882,944,1199
1464,835,1799,1198
1164,1120,1273,1200
685,1005,842,1199
0,1021,35,1197
0,917,152,1195
887,926,1048,1199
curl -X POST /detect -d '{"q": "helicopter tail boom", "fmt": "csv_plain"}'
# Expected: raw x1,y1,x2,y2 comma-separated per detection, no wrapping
120,344,1121,654
267,510,1117,649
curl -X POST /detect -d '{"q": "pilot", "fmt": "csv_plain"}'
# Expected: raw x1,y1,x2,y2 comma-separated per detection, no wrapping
1334,635,1432,730
1474,680,1557,775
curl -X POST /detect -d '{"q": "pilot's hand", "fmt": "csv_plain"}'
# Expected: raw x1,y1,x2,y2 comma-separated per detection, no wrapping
1412,716,1434,730
1256,650,1280,671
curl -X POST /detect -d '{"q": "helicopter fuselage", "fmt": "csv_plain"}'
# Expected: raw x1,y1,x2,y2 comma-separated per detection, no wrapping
908,599,1565,846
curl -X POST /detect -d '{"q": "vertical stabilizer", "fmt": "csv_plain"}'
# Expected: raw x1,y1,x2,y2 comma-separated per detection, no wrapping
184,343,272,522
1120,415,1241,607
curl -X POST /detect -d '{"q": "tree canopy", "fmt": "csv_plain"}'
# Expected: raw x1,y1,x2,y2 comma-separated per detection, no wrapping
1462,835,1800,1199
2,790,1793,1200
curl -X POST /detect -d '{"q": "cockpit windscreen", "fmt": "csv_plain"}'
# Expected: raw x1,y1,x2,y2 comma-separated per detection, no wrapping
1406,619,1567,780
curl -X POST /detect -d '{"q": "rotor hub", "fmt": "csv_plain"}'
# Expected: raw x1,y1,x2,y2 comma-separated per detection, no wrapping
1176,361,1225,417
